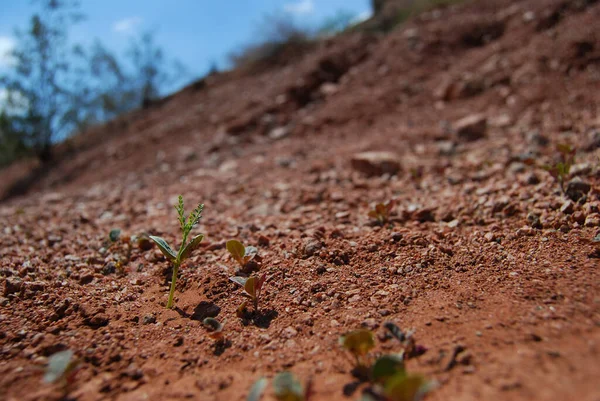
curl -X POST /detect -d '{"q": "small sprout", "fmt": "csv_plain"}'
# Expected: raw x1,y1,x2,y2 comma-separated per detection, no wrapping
149,195,204,309
383,373,432,401
230,274,267,312
227,239,258,268
247,377,268,401
203,317,226,342
340,329,376,370
273,371,311,401
43,350,80,390
541,143,576,194
368,200,395,225
340,329,376,359
371,354,406,384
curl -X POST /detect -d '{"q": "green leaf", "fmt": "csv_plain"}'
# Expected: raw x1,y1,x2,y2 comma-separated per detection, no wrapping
273,371,304,401
44,350,76,384
339,329,375,358
180,234,204,261
244,245,258,263
227,239,246,264
109,228,121,242
230,276,248,288
384,373,430,401
247,377,268,401
372,354,406,383
149,235,177,261
244,276,257,298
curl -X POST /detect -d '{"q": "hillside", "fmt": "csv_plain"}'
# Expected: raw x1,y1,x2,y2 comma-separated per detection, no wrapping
1,0,599,400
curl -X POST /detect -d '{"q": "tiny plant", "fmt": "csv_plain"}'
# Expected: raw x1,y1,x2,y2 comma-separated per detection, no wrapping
203,317,227,343
340,329,376,373
149,195,204,309
43,350,80,392
247,372,312,401
230,273,267,314
340,325,433,401
227,239,259,272
541,143,576,194
368,200,395,225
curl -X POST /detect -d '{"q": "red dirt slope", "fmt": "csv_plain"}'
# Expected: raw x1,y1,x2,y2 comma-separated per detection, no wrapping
1,0,599,400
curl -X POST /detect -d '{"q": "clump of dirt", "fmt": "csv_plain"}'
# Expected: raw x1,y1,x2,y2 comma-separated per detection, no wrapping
1,0,599,400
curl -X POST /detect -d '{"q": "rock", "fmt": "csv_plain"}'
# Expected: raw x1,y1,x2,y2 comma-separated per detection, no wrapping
585,214,600,227
350,151,401,176
583,129,600,151
142,314,156,325
268,126,291,140
413,208,436,222
86,314,109,328
303,239,323,257
566,178,591,202
79,273,95,285
454,114,487,141
4,278,22,296
560,200,574,215
391,232,403,242
281,326,298,338
361,318,379,330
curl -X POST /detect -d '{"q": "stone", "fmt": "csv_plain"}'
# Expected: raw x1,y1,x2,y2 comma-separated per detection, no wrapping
4,278,22,296
585,214,600,227
142,314,156,325
560,200,574,215
454,114,487,141
350,151,401,176
566,178,591,202
268,126,291,140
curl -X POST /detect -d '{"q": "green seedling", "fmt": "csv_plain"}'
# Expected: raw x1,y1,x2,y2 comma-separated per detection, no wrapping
368,200,395,225
43,350,80,391
230,273,267,313
247,372,312,401
341,326,433,400
247,377,268,401
149,195,205,309
227,239,259,270
340,329,376,376
273,371,312,401
541,143,576,194
203,317,227,342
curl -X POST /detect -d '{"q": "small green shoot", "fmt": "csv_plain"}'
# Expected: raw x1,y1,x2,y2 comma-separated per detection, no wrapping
203,317,227,343
247,373,312,401
368,200,395,225
273,371,312,401
149,195,204,309
247,377,268,401
340,326,433,400
43,350,80,391
541,143,576,194
227,239,259,270
230,274,267,313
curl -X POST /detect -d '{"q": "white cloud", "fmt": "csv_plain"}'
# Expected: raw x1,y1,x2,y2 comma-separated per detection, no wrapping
352,10,373,24
113,16,142,34
0,36,16,68
284,0,314,15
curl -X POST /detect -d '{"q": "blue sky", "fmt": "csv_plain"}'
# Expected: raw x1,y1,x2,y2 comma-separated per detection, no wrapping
0,0,372,89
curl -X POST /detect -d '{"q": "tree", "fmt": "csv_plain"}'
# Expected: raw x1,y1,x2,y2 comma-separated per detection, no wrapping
0,0,84,162
127,31,186,108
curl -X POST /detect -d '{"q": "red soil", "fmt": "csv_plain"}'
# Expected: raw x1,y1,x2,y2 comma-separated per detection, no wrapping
1,0,599,400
